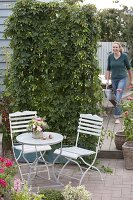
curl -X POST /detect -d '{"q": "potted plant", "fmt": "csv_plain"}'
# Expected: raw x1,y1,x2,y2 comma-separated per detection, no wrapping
122,98,133,169
114,130,126,150
28,117,49,139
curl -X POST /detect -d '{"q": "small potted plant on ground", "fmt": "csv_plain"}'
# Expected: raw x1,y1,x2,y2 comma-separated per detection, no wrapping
114,130,126,150
122,98,133,169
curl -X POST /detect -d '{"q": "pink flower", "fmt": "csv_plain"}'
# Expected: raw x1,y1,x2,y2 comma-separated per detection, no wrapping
14,178,21,192
128,85,133,89
127,96,133,101
36,117,42,121
0,179,7,187
124,111,129,116
0,157,5,162
0,168,4,173
5,159,13,167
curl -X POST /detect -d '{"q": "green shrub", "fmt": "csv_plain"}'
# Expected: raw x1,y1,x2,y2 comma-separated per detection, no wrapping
63,183,91,200
11,181,45,200
4,0,102,148
40,189,64,200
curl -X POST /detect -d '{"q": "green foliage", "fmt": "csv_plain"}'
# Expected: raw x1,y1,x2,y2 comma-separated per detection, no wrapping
100,165,113,174
4,0,102,147
0,95,12,156
122,100,133,141
40,189,64,200
98,8,127,42
63,183,91,200
0,157,17,195
98,7,133,62
11,182,45,200
122,7,133,63
96,160,113,174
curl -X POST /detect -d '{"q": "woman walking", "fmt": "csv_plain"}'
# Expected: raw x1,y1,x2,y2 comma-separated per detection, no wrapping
106,42,133,124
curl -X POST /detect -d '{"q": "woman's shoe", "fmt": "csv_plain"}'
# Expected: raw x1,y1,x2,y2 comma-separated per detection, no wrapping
115,119,120,124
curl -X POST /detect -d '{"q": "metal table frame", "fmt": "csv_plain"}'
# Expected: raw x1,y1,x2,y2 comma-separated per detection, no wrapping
16,132,63,187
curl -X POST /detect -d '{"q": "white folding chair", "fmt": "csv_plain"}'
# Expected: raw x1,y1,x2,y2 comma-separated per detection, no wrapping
9,111,51,184
54,114,103,185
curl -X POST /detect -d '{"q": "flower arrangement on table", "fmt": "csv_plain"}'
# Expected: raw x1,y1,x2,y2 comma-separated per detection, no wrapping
28,117,50,139
0,156,16,198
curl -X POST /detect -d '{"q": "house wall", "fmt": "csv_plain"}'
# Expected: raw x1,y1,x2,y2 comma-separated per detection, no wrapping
0,0,16,93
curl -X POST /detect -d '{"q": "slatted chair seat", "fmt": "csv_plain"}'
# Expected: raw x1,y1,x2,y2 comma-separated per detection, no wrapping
54,147,95,160
15,144,51,153
54,114,103,185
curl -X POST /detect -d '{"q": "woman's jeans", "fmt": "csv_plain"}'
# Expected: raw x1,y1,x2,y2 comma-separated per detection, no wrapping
111,77,127,118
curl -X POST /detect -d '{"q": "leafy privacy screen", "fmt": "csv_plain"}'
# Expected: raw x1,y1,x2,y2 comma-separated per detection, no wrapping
4,0,102,146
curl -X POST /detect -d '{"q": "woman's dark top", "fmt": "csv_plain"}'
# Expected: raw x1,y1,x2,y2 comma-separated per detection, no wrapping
107,53,130,80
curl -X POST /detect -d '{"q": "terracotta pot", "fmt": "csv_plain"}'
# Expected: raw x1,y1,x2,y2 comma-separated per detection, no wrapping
122,141,133,169
114,131,126,150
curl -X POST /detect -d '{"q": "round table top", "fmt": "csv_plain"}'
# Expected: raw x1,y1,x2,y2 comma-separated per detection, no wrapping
16,132,63,146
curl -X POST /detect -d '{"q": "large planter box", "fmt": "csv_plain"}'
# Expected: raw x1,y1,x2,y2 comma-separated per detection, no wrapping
122,141,133,169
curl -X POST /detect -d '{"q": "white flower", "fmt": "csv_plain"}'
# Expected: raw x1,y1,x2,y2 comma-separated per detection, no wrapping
37,126,42,132
33,124,36,129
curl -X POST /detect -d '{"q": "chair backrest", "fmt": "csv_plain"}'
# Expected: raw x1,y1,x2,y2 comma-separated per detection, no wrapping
9,111,37,141
76,114,103,147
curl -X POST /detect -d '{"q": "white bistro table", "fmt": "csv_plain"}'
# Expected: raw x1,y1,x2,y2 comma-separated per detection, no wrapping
16,132,63,186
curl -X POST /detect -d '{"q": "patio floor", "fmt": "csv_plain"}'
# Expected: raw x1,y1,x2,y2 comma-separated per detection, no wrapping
17,158,133,200
15,102,132,200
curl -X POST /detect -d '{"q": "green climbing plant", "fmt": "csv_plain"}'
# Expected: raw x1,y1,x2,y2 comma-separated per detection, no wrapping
4,0,103,147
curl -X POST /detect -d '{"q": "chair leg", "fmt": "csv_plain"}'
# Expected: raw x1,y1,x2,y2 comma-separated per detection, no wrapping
69,158,84,175
16,158,25,183
90,165,103,181
57,157,84,180
79,157,103,185
57,160,70,180
14,151,25,183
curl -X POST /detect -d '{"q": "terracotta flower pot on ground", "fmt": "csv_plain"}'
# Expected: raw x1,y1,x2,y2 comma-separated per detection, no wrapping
114,130,126,150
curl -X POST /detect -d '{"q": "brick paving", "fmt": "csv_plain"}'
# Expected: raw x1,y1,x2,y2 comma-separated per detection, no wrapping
17,158,133,200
